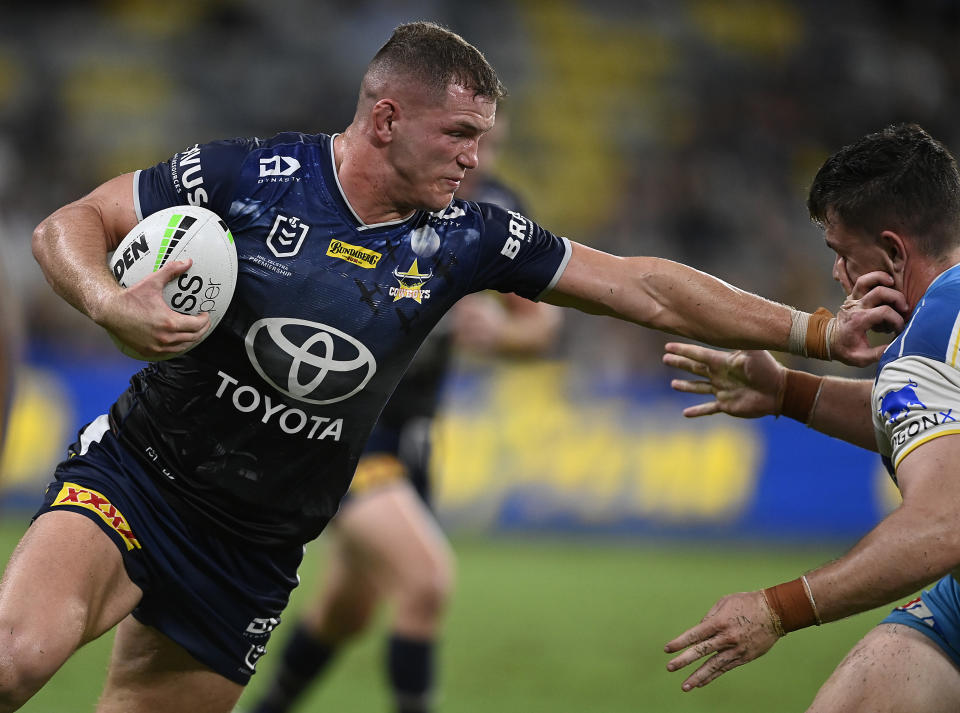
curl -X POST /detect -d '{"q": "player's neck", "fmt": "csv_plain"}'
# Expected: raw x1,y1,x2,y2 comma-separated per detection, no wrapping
333,131,415,226
903,251,960,310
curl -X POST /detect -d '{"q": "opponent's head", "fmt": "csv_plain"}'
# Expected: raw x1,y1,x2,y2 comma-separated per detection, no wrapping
353,22,505,212
808,123,960,297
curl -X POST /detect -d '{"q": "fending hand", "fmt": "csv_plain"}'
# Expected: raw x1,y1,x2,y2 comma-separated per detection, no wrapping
664,590,782,691
662,344,785,419
829,271,909,367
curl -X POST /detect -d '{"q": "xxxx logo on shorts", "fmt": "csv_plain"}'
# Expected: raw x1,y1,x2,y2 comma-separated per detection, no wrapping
52,482,142,551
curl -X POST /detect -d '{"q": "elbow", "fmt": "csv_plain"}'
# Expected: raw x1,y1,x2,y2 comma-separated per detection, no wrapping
31,219,51,272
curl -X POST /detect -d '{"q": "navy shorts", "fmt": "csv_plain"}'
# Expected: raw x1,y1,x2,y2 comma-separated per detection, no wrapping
881,575,960,669
32,415,303,685
344,416,433,506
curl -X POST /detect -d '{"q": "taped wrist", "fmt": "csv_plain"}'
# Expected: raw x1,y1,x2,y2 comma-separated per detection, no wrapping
788,308,836,360
778,370,824,424
763,577,820,634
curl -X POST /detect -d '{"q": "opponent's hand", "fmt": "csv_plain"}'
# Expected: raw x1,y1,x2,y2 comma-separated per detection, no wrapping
664,590,781,691
100,259,211,360
830,271,909,367
663,344,785,419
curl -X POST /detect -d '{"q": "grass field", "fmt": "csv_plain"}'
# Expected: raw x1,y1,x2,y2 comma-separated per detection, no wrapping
1,516,889,713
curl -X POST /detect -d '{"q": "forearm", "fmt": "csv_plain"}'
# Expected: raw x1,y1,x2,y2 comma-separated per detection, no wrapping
784,373,877,450
550,250,795,350
32,202,124,325
806,503,960,622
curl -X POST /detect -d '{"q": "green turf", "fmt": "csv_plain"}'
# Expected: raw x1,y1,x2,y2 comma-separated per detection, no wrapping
0,516,887,713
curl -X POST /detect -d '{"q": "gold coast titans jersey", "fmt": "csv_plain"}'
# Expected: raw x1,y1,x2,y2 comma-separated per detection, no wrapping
873,264,960,483
114,132,571,546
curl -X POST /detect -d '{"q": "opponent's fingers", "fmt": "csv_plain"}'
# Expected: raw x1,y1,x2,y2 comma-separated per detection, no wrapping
679,653,737,691
664,342,730,367
682,402,722,418
666,637,719,673
664,620,719,655
848,270,894,300
860,305,905,334
662,353,709,377
669,378,713,395
856,285,909,314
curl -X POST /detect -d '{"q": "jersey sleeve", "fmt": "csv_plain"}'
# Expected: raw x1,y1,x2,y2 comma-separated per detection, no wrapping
467,202,572,301
133,138,256,221
873,355,960,470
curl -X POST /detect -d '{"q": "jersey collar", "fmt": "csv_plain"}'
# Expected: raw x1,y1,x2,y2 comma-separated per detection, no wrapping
326,133,417,233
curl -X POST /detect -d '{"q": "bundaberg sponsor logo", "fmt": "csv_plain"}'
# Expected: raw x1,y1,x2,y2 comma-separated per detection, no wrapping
327,239,382,268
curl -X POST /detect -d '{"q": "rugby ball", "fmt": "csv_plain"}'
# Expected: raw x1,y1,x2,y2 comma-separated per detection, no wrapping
108,205,238,359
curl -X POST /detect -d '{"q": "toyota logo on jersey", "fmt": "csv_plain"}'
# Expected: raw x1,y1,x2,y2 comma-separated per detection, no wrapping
244,318,376,404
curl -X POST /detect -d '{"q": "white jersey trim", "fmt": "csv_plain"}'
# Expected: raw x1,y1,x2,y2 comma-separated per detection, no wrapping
327,134,414,232
78,414,111,457
133,170,144,222
534,237,572,302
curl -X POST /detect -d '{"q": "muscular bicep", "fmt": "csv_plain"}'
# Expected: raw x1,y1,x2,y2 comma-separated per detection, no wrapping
543,242,659,319
897,433,960,508
79,173,140,251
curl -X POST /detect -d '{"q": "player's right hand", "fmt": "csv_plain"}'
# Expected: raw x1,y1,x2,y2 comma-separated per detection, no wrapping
100,259,211,360
830,271,909,366
662,344,784,419
664,590,781,691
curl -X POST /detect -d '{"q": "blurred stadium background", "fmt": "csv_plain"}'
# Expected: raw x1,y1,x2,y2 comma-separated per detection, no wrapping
0,0,955,710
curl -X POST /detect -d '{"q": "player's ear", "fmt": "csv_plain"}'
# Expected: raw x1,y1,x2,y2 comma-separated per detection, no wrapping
371,99,399,143
878,229,907,275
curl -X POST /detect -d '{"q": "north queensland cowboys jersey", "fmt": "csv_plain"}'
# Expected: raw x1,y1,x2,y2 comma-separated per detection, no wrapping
114,132,571,546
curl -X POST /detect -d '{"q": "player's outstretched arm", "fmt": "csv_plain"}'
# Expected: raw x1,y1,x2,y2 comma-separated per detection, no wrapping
662,344,877,450
665,432,960,691
32,174,210,359
543,242,907,367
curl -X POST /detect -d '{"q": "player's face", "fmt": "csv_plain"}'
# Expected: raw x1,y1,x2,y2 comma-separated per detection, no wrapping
391,84,497,212
824,217,891,294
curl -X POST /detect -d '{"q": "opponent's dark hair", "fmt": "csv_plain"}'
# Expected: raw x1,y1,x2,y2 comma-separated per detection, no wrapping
808,123,960,256
366,21,506,101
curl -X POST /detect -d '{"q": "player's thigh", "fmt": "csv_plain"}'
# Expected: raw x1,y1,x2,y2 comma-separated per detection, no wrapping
335,482,454,593
807,623,960,713
0,510,142,664
98,615,243,713
301,535,380,639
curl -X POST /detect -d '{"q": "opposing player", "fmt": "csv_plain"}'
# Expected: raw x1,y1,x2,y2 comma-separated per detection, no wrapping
662,123,960,712
249,142,560,713
20,21,901,713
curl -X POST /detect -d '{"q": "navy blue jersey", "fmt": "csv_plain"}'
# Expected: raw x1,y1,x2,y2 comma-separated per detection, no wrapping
376,174,529,429
112,132,570,546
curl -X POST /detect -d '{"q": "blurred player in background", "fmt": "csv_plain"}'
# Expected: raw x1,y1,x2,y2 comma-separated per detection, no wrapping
663,123,960,712
18,21,901,713
250,120,560,713
0,252,20,478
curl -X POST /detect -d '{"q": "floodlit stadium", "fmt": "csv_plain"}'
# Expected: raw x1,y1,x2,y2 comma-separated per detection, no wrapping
0,1,954,711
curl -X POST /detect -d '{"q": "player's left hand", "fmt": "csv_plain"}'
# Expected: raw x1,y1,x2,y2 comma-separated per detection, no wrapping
830,271,909,367
664,590,781,691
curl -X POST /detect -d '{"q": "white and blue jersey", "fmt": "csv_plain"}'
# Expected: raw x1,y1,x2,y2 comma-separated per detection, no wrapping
872,263,960,480
112,132,571,547
873,262,960,666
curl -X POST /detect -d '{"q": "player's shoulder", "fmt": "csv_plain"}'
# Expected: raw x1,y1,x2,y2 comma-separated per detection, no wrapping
186,131,329,163
878,263,960,372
